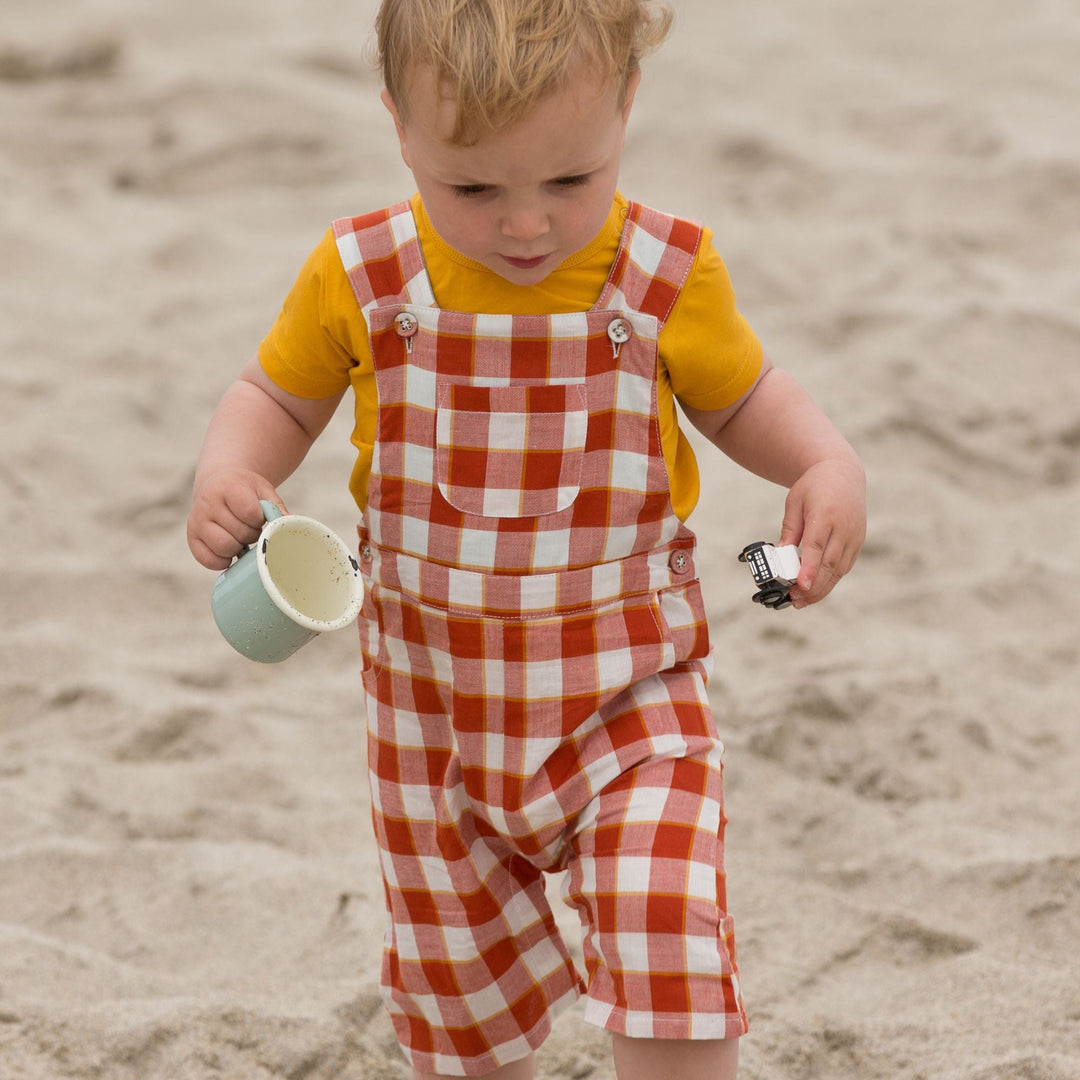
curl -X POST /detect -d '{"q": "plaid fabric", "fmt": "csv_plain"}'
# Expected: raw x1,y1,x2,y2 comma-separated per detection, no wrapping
436,382,588,518
341,200,747,1075
333,203,436,314
596,202,705,325
362,304,677,574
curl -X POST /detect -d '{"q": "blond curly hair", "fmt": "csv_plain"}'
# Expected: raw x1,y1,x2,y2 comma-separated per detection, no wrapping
376,0,672,144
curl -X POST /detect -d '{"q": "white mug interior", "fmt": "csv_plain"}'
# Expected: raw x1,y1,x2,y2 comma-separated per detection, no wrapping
257,516,362,631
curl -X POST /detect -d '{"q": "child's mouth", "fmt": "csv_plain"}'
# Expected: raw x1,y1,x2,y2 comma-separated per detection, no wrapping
502,255,548,270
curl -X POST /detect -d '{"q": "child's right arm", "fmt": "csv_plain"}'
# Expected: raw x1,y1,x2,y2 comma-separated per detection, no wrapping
187,355,345,570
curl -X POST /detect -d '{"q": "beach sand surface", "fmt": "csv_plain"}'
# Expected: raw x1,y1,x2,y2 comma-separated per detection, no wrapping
2,0,1079,1076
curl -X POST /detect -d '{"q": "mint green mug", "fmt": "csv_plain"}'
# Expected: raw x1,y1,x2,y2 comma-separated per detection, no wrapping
211,501,363,663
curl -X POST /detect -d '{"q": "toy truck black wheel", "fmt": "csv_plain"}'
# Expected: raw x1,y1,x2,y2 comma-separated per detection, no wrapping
753,584,792,610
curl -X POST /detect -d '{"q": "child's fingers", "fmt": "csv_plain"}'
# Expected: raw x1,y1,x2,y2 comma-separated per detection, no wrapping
187,515,249,569
787,533,824,607
779,458,866,608
188,471,285,570
777,500,806,551
188,535,234,572
222,483,283,533
796,536,824,594
789,528,855,607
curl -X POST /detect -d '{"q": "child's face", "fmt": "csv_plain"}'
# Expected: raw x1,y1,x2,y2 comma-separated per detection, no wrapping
383,65,639,287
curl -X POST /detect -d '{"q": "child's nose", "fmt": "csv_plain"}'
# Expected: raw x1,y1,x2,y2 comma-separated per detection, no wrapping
501,201,550,242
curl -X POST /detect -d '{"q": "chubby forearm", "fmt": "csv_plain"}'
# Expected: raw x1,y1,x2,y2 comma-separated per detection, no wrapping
706,366,860,487
194,377,316,494
682,360,866,607
188,358,344,569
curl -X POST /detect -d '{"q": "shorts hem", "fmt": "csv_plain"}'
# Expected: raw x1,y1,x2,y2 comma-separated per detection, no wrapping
399,983,582,1077
581,997,749,1041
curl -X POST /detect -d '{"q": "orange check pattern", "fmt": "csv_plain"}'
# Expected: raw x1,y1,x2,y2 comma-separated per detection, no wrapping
335,201,747,1076
436,382,588,519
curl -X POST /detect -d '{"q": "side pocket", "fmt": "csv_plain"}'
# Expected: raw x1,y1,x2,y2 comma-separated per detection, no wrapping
656,578,712,666
356,581,378,680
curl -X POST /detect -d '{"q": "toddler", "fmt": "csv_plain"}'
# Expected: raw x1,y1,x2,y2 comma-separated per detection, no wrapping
187,1,867,1077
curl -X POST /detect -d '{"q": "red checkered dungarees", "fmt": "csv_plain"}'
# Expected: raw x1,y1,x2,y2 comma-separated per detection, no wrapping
335,201,747,1076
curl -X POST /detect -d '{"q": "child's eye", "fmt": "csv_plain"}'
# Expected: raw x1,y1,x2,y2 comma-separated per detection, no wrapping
450,184,492,199
552,174,590,189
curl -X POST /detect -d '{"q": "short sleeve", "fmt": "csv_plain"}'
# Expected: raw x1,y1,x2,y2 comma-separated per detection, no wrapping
257,229,372,399
661,228,762,411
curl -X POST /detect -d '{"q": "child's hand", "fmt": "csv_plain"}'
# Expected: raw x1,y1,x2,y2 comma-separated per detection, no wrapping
187,468,286,571
778,458,866,609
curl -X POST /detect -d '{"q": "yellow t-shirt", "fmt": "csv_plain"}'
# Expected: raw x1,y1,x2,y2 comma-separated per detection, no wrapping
259,192,762,520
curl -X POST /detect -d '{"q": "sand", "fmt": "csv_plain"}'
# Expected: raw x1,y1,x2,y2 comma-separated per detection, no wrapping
2,0,1079,1076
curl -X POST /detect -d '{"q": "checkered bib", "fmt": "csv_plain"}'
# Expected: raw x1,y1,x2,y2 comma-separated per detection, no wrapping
335,201,747,1076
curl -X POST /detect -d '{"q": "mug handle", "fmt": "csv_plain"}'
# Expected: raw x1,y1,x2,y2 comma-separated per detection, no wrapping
230,500,284,563
259,500,284,523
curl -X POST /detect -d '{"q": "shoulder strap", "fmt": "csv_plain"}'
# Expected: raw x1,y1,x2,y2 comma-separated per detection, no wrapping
331,201,436,318
598,201,703,330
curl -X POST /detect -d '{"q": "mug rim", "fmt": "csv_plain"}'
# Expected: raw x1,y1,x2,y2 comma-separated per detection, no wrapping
255,514,363,633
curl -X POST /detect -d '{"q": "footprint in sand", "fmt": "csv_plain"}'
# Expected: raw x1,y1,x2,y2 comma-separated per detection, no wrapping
111,708,220,763
0,37,120,83
948,855,1080,959
712,131,829,215
849,914,978,967
966,1058,1070,1080
112,130,351,196
101,472,193,537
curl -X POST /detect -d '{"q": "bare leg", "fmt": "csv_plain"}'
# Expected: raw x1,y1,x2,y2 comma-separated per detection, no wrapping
413,1052,536,1080
611,1035,739,1080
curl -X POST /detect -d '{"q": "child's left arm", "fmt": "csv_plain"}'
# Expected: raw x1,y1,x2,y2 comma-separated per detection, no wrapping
680,356,867,609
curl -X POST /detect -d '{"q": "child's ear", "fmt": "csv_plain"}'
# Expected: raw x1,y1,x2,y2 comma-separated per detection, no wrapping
381,88,412,169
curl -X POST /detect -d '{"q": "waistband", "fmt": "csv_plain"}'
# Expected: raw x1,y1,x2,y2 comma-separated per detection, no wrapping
358,535,698,619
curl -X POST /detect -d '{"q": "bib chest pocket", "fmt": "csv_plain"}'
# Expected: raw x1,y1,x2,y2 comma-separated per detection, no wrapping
436,381,588,518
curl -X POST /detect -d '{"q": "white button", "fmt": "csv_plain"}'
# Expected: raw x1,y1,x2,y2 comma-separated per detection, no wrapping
607,319,631,346
394,312,418,337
